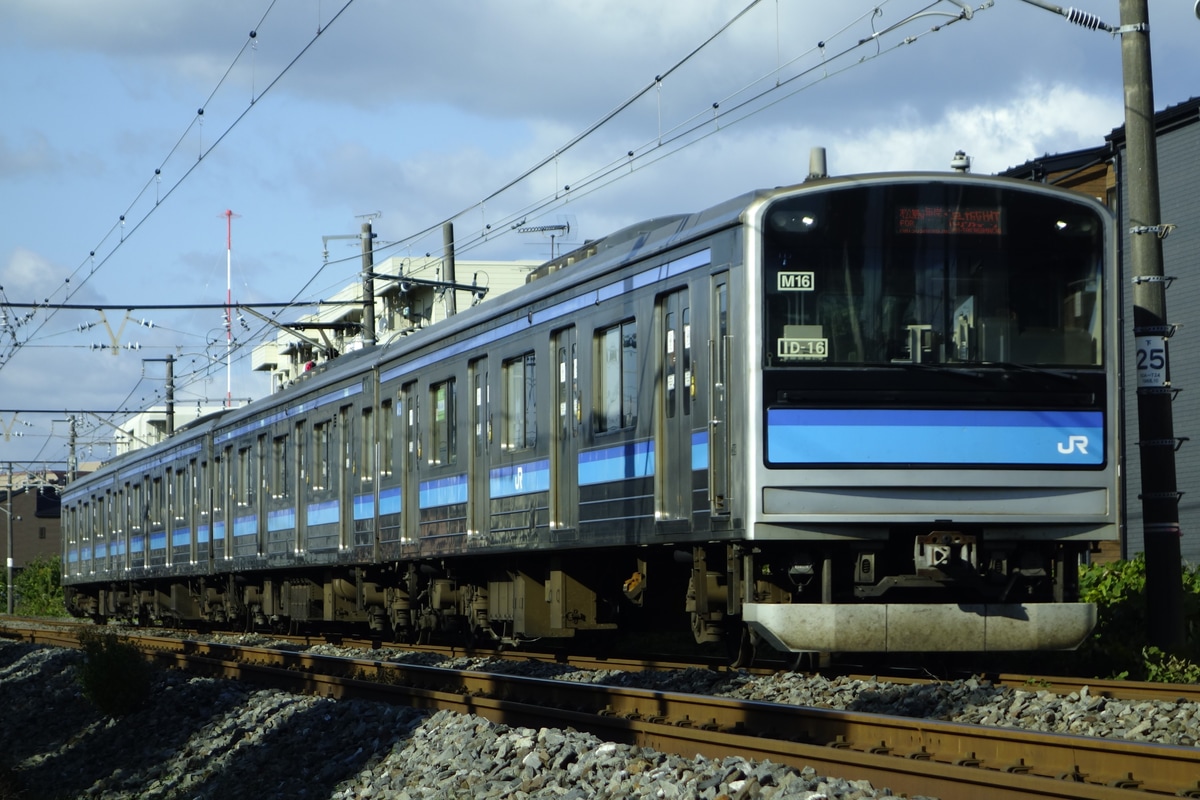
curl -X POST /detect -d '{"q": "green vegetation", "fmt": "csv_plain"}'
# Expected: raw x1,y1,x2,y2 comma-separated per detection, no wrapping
75,628,155,717
6,555,68,617
1067,554,1200,682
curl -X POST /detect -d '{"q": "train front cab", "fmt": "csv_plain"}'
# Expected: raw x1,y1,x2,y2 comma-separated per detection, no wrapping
738,175,1119,655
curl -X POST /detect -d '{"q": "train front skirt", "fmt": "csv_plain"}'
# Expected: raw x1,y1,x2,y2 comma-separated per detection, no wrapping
743,601,1097,652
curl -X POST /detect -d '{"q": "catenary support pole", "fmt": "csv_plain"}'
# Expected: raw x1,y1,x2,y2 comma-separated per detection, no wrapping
6,463,13,615
1121,0,1183,649
361,221,376,347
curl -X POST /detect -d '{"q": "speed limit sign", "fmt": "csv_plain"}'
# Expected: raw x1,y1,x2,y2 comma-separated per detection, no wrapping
1136,336,1169,388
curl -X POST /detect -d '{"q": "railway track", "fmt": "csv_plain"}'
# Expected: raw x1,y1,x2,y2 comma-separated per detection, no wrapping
12,616,1200,706
4,619,1199,799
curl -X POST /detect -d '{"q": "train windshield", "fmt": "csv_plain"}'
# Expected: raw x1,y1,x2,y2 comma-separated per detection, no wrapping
761,181,1105,368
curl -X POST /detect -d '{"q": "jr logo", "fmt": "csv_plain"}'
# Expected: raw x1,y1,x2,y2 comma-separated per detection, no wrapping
1057,435,1089,455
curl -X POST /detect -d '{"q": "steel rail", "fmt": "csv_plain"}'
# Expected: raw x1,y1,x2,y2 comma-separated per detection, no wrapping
127,635,1200,799
5,621,1199,797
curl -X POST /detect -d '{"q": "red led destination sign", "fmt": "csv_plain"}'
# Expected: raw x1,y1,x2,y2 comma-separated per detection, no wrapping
897,206,1003,235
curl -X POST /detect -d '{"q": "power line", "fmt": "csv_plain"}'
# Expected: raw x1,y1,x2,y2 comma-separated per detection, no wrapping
0,0,358,374
2,301,358,311
3,0,988,469
374,0,985,265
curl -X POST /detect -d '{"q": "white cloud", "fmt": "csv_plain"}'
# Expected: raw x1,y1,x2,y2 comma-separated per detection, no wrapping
832,83,1123,176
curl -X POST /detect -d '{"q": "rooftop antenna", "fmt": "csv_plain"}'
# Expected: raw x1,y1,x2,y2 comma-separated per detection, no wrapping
221,209,241,408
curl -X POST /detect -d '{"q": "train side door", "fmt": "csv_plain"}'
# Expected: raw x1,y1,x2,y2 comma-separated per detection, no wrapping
656,289,691,530
468,357,490,536
709,276,731,527
551,326,579,531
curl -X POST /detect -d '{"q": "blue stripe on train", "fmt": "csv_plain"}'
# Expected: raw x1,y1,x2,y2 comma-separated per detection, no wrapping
766,408,1104,465
379,486,401,515
419,474,467,508
490,459,550,498
353,493,374,521
692,430,708,471
306,500,339,527
268,508,296,532
579,441,655,485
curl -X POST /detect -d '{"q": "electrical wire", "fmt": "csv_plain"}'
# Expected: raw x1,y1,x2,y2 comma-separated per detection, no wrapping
2,0,988,470
0,0,356,375
372,0,983,265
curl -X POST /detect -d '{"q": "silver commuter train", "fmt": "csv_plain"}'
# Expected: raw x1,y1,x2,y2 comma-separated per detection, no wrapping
60,167,1119,656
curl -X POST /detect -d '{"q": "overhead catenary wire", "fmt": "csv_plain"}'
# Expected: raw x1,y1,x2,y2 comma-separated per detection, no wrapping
0,0,357,377
369,0,983,268
2,0,989,472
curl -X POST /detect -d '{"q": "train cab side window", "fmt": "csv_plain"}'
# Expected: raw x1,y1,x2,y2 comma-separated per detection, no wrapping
597,320,638,433
430,378,457,465
503,353,536,450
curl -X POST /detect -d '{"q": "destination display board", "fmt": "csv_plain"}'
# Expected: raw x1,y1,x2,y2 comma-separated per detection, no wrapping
896,206,1003,235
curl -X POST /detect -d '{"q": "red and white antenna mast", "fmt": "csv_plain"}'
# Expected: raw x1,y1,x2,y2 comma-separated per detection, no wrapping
222,209,240,408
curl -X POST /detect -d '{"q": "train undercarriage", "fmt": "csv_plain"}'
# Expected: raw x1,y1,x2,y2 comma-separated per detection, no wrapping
64,528,1096,659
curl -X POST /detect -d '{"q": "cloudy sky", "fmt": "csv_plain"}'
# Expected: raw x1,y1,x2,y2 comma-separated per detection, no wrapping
1,0,1197,468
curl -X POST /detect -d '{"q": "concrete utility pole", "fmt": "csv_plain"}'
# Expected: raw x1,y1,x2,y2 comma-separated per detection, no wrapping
1017,0,1184,648
145,355,177,436
361,220,377,347
68,415,78,483
443,222,457,317
5,463,13,615
1119,0,1184,649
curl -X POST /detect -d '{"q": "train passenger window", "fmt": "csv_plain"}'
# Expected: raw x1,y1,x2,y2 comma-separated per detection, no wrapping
197,460,208,513
380,399,394,477
430,379,457,465
313,422,329,490
236,448,251,505
471,359,489,453
360,407,375,479
272,435,290,498
174,467,188,522
150,478,163,526
597,321,637,432
503,353,536,450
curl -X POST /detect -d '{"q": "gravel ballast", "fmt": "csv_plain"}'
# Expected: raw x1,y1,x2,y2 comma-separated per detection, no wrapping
5,635,1198,799
0,640,919,800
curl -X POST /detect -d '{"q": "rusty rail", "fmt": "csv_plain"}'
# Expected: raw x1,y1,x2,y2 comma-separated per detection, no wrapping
5,621,1199,798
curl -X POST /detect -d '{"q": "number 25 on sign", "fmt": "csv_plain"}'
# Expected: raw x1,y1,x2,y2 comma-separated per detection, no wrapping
1136,336,1169,388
